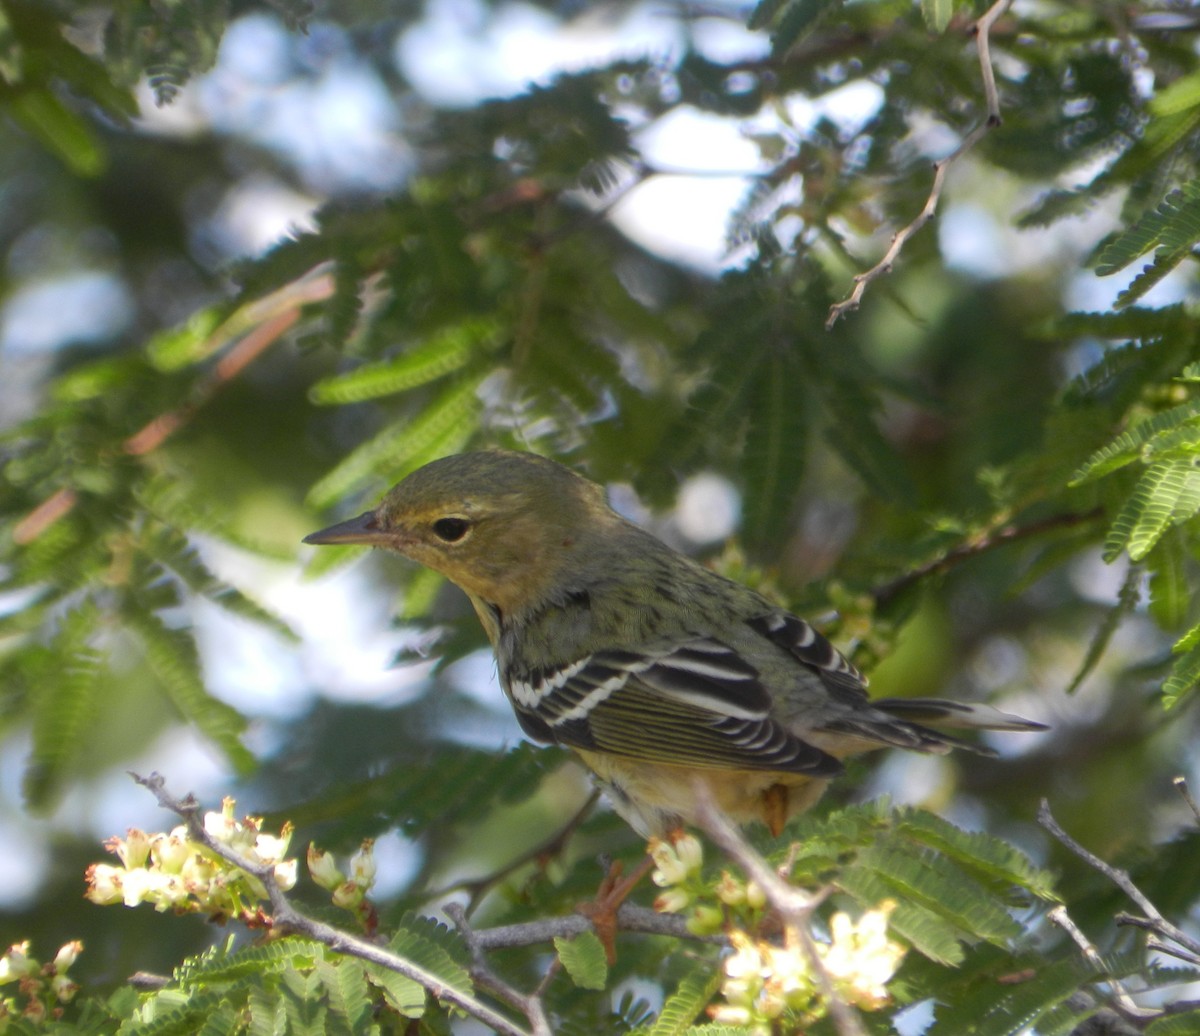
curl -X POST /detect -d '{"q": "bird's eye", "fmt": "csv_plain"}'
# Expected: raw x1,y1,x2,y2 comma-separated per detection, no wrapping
432,517,471,543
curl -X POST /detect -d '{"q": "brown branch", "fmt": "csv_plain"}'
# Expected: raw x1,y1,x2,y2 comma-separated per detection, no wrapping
872,508,1103,607
132,772,531,1036
825,0,1014,328
12,271,333,544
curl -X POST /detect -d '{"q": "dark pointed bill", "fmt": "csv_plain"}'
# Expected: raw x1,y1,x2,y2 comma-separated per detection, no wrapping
303,511,385,546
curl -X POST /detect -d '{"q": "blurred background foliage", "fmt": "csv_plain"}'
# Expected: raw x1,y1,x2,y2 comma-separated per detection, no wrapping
1,0,1200,1031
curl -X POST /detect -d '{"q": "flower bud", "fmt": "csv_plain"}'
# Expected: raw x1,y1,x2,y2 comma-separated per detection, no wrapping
349,841,376,890
51,941,82,973
653,887,691,914
307,845,344,890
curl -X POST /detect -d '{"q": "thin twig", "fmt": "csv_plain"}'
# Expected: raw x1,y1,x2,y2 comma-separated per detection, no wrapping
424,789,601,913
1173,776,1200,826
1047,905,1159,1020
447,903,553,1036
12,270,333,545
1145,935,1200,967
467,903,720,950
872,508,1103,607
690,780,867,1036
825,0,1014,328
132,772,531,1036
1038,800,1200,962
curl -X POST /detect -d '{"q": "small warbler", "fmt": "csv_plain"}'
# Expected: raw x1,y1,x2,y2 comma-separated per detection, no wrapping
305,450,1044,838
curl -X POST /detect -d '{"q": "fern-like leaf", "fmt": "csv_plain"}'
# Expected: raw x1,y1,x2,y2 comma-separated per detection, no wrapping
23,599,104,809
126,609,255,775
646,968,722,1036
306,371,484,509
1070,399,1200,485
1067,564,1142,693
1163,640,1200,709
554,931,609,991
309,320,496,405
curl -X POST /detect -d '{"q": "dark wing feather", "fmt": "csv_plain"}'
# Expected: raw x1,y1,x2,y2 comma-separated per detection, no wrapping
503,637,841,776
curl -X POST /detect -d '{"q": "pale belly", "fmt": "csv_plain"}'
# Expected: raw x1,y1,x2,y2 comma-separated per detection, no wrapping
576,749,832,839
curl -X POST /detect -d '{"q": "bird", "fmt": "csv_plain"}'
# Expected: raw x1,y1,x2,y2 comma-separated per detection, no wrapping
304,449,1045,840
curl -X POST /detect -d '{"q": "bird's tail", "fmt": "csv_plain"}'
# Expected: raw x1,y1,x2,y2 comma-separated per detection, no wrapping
820,699,1046,757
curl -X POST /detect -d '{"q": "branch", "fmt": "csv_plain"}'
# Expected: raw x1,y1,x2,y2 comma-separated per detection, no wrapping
447,904,553,1036
1174,775,1200,827
423,789,601,913
825,0,1014,328
691,781,867,1036
12,270,333,546
871,508,1103,607
468,903,719,950
1046,905,1158,1020
132,772,532,1036
1038,799,1200,1002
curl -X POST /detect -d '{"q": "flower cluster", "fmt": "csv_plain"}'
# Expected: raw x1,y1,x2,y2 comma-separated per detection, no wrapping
650,834,769,936
0,940,82,1030
709,902,906,1032
308,840,377,930
85,797,297,923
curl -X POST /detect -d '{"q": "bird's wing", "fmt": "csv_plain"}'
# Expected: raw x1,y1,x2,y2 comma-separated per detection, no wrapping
746,611,868,700
504,638,842,776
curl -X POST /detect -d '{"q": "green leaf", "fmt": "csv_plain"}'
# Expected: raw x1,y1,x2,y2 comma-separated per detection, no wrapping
362,961,426,1018
1070,400,1200,486
835,866,964,965
146,307,226,371
854,844,1022,944
22,600,103,809
306,371,484,509
309,320,497,405
1067,564,1141,693
126,609,255,775
1145,1010,1200,1035
388,913,473,999
647,968,722,1036
771,0,843,52
1149,526,1191,630
316,955,373,1032
896,810,1059,901
8,87,106,175
1163,641,1200,710
1128,460,1200,560
1149,70,1200,117
922,0,956,33
554,931,609,991
927,957,1100,1036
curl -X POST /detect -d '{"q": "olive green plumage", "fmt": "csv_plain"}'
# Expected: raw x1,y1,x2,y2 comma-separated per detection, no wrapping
305,450,1043,837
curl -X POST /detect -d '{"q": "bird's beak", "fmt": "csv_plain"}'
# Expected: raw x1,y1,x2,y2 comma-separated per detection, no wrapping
303,510,389,547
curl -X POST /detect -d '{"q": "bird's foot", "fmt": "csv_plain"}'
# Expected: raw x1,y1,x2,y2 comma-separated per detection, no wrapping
576,854,655,964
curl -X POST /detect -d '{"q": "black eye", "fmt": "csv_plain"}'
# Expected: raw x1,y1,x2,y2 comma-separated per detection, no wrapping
432,517,471,543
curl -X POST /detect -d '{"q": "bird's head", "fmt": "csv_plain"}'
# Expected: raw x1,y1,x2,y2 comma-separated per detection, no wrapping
303,450,612,616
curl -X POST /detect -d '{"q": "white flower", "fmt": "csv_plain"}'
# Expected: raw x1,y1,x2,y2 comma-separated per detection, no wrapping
52,941,82,972
307,845,344,890
273,859,298,892
85,864,124,906
817,903,906,1011
653,887,691,914
349,841,376,889
0,942,35,984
